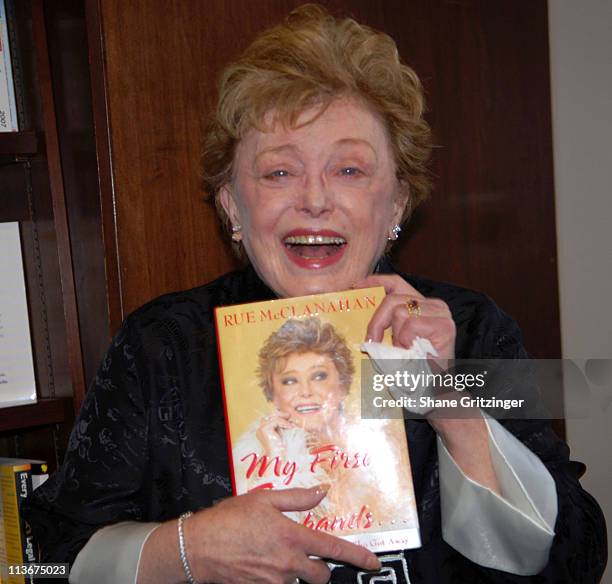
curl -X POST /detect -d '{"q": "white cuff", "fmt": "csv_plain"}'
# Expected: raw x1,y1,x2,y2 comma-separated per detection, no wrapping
69,521,161,584
438,414,557,575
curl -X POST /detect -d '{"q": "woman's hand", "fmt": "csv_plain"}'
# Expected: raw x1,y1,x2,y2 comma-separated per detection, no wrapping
257,409,295,457
138,487,380,584
355,274,455,361
356,274,500,494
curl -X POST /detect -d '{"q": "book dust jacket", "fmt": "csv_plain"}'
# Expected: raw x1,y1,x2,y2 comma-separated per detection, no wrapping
215,287,421,552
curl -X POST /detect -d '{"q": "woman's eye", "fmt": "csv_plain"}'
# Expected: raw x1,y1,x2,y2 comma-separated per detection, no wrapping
312,371,328,381
339,167,363,177
281,376,297,385
264,169,290,180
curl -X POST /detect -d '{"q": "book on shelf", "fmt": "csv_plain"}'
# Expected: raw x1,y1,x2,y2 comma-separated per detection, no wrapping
0,222,37,409
0,0,18,132
0,458,48,583
215,287,421,553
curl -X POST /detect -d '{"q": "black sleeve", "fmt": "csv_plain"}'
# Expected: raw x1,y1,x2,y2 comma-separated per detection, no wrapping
330,285,608,583
22,316,149,565
468,301,608,583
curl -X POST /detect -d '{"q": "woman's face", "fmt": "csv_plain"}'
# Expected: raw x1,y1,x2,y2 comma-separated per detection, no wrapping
221,98,405,298
270,351,347,432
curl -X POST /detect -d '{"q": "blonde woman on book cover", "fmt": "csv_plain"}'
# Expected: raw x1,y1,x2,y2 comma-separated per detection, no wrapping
233,317,417,534
23,5,606,584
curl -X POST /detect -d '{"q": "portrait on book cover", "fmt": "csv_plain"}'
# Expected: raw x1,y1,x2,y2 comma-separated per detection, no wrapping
225,312,419,549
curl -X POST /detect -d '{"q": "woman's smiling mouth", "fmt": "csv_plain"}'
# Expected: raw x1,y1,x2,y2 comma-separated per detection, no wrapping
283,230,347,268
294,403,323,414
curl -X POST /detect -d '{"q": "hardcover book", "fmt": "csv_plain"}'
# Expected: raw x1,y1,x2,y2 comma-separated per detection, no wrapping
215,287,421,553
0,222,37,408
0,0,18,132
0,459,42,583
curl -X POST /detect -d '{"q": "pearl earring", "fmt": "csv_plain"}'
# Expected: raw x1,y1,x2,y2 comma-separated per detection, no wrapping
231,224,242,242
388,224,402,241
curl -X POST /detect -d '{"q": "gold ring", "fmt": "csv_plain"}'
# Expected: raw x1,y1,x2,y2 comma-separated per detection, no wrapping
405,298,421,318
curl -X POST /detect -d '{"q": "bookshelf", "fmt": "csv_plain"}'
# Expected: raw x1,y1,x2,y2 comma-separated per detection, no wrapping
0,131,38,155
0,398,72,433
0,0,103,471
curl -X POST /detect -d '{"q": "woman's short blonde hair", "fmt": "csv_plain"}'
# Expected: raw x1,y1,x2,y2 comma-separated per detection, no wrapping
203,4,432,236
257,317,355,401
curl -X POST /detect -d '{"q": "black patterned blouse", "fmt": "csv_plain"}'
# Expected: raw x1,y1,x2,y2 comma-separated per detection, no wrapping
22,263,607,583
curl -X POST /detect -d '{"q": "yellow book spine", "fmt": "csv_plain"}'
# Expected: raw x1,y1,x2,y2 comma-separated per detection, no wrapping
0,464,28,584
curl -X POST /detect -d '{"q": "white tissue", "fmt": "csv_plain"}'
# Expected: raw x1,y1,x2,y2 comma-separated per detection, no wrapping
360,337,439,415
360,337,437,362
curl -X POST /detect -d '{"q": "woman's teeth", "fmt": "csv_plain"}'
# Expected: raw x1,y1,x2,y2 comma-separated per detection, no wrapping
283,235,346,259
295,405,322,413
284,235,346,245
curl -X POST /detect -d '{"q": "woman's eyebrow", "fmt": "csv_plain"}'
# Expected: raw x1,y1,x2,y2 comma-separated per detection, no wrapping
278,360,329,376
308,361,330,370
254,144,300,162
333,138,377,157
254,138,376,161
334,138,378,162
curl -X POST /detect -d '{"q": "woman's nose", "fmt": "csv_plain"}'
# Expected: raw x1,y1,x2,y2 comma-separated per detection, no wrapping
296,175,333,217
298,381,314,397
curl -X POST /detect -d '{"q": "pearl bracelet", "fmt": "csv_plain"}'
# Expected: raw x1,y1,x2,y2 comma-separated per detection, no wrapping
178,511,197,584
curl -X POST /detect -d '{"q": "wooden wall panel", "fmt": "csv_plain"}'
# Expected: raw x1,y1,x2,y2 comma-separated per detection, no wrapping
377,0,559,358
95,0,559,358
98,0,249,317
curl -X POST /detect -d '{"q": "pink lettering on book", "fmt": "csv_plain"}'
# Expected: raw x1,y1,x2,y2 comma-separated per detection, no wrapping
309,444,370,473
303,505,374,532
240,452,297,486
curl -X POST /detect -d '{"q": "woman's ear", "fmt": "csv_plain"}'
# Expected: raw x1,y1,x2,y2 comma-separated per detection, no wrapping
219,184,241,228
220,186,244,243
391,192,410,229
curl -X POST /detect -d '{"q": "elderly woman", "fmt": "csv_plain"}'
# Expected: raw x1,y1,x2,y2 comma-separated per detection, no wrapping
253,318,356,457
24,5,606,584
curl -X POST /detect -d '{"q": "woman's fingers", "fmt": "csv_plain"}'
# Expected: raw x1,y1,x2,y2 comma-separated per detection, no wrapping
256,488,380,573
276,409,293,420
268,416,294,430
300,527,380,572
295,557,332,584
256,414,293,456
368,295,452,345
266,485,329,512
355,274,455,360
392,313,455,354
259,411,294,436
392,314,437,346
189,488,379,583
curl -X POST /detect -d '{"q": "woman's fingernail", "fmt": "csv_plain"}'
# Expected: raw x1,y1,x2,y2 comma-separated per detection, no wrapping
314,483,330,496
367,556,381,570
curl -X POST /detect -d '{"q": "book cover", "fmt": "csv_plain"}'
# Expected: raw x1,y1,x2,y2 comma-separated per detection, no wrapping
0,460,32,584
0,0,18,132
215,288,421,553
0,222,37,408
0,458,47,583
